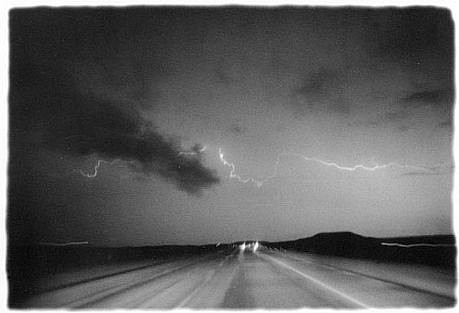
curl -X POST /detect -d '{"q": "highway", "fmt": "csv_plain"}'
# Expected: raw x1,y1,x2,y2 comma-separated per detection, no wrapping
18,244,456,308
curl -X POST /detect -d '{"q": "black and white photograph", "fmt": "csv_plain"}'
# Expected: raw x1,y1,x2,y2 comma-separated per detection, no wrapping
6,2,457,309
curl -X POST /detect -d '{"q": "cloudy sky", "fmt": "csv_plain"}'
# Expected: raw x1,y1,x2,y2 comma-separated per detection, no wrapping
9,7,454,246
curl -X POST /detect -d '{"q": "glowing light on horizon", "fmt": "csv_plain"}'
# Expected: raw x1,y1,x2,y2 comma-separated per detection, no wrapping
381,242,455,248
38,241,89,246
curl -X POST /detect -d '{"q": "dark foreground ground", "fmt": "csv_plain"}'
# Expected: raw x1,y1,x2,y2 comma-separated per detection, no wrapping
8,232,456,308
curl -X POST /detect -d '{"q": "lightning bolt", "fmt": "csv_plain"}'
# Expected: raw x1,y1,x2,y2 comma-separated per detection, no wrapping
276,152,432,173
178,145,208,156
79,147,208,178
79,159,124,178
79,145,448,185
218,148,264,187
218,148,446,187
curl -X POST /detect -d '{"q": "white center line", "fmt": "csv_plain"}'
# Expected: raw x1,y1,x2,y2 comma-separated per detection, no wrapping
175,259,225,308
260,253,369,308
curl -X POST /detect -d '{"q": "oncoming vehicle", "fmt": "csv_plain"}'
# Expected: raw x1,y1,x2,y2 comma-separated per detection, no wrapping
239,241,260,252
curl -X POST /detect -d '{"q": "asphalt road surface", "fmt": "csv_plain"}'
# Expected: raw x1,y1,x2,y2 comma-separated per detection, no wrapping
18,244,456,308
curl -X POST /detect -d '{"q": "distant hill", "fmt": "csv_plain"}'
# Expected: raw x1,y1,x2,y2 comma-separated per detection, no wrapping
263,232,456,268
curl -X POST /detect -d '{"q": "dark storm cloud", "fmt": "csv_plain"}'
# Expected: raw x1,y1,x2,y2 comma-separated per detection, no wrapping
400,162,453,176
385,88,455,125
286,7,453,123
228,124,247,135
348,109,415,130
383,110,411,122
397,125,411,132
297,68,339,96
401,89,454,109
9,9,220,195
348,111,409,129
401,171,450,177
353,87,453,128
366,8,454,129
368,8,453,66
437,120,452,129
214,60,237,85
293,68,350,115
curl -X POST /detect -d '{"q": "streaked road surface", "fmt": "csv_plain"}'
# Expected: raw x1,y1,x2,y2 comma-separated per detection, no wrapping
18,244,456,308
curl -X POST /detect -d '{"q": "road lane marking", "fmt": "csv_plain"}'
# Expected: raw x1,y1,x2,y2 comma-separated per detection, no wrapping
280,253,338,270
69,262,198,308
135,259,225,308
175,258,227,308
108,275,185,308
70,255,220,308
277,252,366,279
259,253,369,308
174,262,223,308
278,251,456,301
